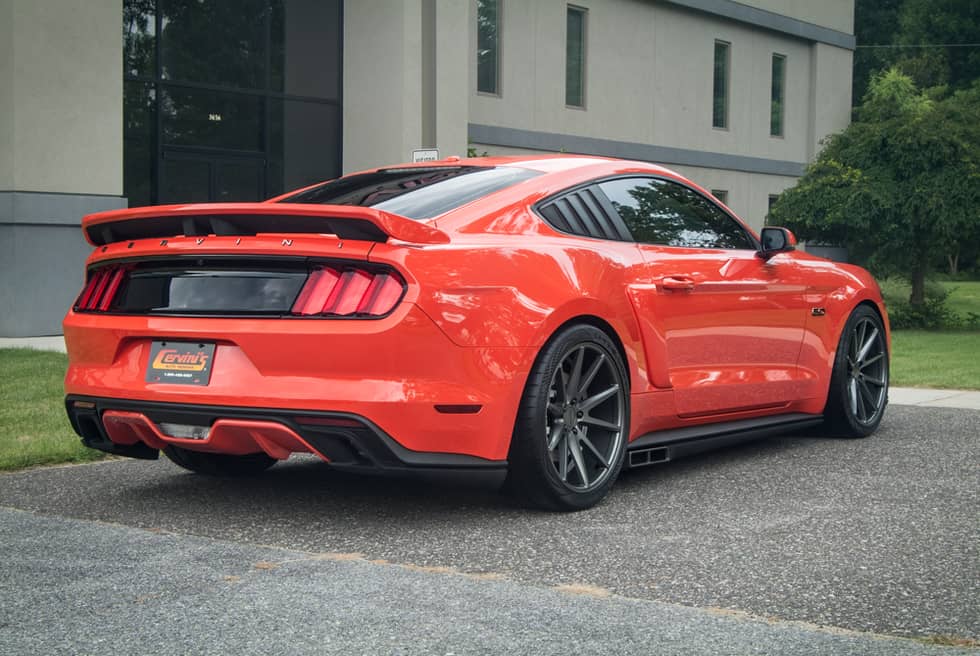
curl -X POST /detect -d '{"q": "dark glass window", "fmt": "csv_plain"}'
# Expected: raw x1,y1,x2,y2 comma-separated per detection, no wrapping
161,87,264,151
713,40,730,129
770,54,786,137
123,1,155,78
270,0,342,99
269,99,342,194
599,177,754,250
160,0,270,89
477,0,500,94
566,6,586,107
123,81,156,207
281,167,541,220
123,0,342,206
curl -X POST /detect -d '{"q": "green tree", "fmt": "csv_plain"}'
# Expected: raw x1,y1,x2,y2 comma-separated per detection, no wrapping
771,70,980,306
853,0,980,105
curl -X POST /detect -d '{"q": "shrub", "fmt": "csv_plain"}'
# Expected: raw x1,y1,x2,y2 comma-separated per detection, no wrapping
880,277,960,330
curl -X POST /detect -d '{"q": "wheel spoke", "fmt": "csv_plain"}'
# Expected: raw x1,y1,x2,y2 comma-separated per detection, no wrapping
858,379,878,412
580,384,620,412
579,435,609,468
864,375,885,387
568,437,590,487
558,434,569,481
857,326,879,363
580,415,620,431
848,378,861,420
566,347,585,400
861,352,884,369
578,353,606,397
547,423,564,451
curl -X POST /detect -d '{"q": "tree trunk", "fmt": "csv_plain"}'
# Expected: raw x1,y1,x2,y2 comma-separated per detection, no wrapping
947,252,959,277
909,267,926,306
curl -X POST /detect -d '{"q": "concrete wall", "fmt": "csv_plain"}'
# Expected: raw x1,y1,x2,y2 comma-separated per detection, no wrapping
343,0,469,173
470,0,848,164
0,1,12,191
468,0,854,235
3,0,123,195
0,0,125,337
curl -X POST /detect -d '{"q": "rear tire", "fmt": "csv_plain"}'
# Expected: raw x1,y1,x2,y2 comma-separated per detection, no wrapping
507,324,629,511
163,445,277,476
824,305,889,438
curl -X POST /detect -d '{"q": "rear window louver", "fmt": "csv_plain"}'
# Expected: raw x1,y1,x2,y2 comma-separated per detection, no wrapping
536,186,631,241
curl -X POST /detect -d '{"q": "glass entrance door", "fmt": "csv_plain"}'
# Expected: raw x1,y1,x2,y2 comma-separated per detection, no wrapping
161,150,266,203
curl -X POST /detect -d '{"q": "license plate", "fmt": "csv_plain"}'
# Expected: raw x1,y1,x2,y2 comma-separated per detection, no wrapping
146,341,216,386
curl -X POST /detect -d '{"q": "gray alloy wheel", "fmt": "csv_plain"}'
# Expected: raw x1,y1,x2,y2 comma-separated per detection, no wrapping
545,343,626,492
845,315,889,425
507,324,630,511
825,305,889,437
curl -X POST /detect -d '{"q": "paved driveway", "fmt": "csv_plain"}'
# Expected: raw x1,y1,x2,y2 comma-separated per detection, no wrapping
1,405,977,654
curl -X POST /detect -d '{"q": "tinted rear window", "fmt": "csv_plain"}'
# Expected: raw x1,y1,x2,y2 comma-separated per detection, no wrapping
279,166,540,219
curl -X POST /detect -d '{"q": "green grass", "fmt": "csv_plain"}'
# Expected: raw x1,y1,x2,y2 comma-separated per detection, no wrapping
891,331,980,390
0,348,106,471
941,280,980,318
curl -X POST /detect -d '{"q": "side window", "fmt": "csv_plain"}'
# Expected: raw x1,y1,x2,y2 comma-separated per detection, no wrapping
598,177,754,250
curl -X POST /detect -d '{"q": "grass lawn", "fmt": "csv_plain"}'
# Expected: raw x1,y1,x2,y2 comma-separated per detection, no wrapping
890,331,980,390
942,280,980,318
0,348,105,471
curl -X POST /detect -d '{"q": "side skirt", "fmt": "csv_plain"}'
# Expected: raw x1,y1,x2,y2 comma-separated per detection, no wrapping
626,413,823,469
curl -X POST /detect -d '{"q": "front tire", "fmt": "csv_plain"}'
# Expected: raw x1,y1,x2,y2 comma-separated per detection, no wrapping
163,445,277,476
507,324,629,511
824,305,889,438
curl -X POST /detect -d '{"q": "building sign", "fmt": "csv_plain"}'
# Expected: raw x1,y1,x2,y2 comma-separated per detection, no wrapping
412,149,439,163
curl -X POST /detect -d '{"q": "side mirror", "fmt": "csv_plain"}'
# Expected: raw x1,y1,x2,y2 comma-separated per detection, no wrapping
758,227,797,259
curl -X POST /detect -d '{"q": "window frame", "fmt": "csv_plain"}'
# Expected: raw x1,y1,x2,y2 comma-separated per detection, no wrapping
770,53,786,138
710,189,728,205
712,40,731,130
532,174,760,251
476,0,501,96
565,5,588,109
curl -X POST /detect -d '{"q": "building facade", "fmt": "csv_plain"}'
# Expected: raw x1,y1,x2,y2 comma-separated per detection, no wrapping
0,0,854,337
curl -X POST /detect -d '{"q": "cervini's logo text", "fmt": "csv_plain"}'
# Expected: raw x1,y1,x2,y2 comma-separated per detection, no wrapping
152,349,210,371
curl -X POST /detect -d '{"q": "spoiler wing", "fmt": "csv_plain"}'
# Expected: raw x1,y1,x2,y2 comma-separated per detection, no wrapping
80,203,451,246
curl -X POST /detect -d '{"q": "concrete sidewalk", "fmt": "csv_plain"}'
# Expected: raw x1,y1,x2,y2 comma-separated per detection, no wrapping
2,335,978,410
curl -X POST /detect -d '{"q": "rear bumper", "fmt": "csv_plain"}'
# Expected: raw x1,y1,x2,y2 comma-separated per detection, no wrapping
66,396,507,473
63,304,536,461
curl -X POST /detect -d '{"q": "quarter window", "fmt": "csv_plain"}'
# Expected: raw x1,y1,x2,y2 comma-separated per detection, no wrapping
712,40,730,129
599,177,754,250
477,0,500,94
566,6,587,107
770,54,786,137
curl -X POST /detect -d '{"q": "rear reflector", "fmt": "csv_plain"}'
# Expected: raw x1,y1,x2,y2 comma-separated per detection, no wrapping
291,266,405,317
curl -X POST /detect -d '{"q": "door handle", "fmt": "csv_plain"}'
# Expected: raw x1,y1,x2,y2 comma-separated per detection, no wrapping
660,276,696,292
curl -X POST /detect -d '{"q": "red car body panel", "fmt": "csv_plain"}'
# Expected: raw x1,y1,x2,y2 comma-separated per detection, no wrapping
64,155,889,467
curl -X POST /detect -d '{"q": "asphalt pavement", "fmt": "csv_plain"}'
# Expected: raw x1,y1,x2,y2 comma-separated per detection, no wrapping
0,405,977,654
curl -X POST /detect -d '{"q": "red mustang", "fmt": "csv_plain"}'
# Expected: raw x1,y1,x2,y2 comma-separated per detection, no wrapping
64,156,889,510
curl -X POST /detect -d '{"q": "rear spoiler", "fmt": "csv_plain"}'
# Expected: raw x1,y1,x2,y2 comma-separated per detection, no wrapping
80,203,451,246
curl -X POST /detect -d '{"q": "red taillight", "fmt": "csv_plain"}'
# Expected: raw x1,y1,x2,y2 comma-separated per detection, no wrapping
74,265,128,312
290,266,405,317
